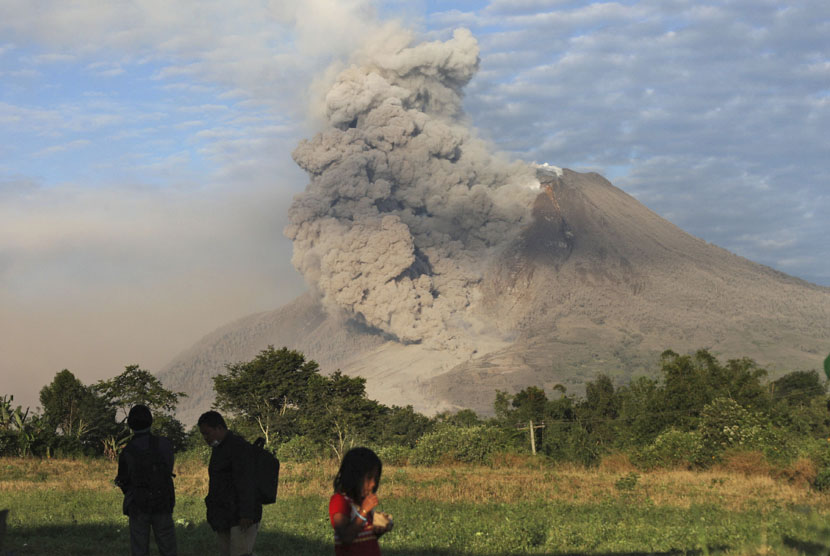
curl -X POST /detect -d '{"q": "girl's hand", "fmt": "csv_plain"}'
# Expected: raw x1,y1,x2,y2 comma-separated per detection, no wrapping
373,512,393,536
360,493,379,515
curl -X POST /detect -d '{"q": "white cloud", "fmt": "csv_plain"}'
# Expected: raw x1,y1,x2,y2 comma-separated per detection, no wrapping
434,0,830,287
33,139,92,157
33,52,76,64
85,61,125,76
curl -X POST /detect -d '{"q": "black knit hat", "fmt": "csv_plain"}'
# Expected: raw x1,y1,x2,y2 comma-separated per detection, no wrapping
127,404,153,431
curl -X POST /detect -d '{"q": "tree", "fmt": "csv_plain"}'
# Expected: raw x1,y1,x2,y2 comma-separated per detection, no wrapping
659,349,769,430
579,374,620,448
616,376,664,447
39,369,118,455
494,390,512,423
771,370,826,406
1,395,29,456
513,386,548,423
301,371,385,459
94,365,186,424
380,405,433,447
213,346,319,445
94,364,187,453
434,409,481,428
769,370,830,439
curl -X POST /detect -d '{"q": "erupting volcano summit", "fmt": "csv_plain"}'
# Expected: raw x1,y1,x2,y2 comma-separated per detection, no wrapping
160,29,830,424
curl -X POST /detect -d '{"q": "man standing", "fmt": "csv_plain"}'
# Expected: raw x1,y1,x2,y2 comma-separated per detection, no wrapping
115,404,177,556
198,410,261,556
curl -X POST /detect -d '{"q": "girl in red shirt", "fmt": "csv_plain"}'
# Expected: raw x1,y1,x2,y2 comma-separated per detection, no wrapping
329,447,392,555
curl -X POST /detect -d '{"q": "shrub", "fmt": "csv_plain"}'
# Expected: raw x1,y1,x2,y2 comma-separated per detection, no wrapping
177,444,212,465
374,444,412,466
541,422,603,466
411,425,511,466
797,437,830,469
812,467,830,491
634,428,703,470
698,397,788,464
276,435,324,462
777,457,816,488
716,449,771,476
598,452,637,473
614,472,640,491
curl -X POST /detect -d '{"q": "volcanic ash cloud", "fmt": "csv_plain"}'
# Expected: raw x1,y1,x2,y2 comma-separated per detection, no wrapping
286,28,537,348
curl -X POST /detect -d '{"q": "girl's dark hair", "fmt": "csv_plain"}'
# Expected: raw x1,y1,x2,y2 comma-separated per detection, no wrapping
333,447,382,502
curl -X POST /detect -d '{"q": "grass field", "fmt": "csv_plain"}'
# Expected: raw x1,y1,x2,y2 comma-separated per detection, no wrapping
2,454,830,555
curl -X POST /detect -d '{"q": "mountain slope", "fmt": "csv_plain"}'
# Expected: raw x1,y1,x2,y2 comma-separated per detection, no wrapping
428,168,830,412
160,169,830,422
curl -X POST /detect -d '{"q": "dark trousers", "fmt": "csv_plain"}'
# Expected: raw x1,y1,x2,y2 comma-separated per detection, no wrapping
128,505,177,556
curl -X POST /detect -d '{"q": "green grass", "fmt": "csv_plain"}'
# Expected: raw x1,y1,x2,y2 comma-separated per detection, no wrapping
3,457,830,555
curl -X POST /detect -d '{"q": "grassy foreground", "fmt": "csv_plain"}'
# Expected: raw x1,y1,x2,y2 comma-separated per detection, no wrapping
2,454,830,555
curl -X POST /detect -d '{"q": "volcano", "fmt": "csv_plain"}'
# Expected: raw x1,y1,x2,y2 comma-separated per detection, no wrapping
160,167,830,424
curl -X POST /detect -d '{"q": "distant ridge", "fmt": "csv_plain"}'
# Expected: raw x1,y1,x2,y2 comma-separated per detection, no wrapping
160,169,830,424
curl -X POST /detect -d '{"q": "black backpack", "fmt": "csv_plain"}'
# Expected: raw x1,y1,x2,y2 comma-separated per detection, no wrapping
126,435,175,513
251,437,280,505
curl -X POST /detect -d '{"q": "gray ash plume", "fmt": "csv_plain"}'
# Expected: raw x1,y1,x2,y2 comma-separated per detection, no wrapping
286,28,537,348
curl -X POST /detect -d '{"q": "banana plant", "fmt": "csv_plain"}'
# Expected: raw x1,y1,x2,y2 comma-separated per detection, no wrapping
102,432,131,462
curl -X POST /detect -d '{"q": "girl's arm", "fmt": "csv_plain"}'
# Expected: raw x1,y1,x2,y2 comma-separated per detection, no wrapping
331,511,366,544
333,493,379,544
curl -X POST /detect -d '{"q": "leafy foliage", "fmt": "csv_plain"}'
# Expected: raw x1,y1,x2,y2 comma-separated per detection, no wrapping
93,364,185,423
276,435,324,462
634,428,703,470
213,346,319,445
411,425,512,465
377,405,433,447
39,370,119,456
1,395,51,457
374,444,412,466
813,467,830,491
4,346,830,474
300,370,385,459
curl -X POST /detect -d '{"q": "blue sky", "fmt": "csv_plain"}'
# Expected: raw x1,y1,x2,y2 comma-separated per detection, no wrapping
2,0,828,409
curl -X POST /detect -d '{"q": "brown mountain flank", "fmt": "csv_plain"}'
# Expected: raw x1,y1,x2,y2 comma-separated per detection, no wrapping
160,169,830,424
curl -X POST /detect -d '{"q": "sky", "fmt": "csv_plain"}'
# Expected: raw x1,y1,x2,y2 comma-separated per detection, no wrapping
2,0,828,410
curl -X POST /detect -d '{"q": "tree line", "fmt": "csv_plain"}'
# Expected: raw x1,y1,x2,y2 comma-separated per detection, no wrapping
1,365,186,458
3,347,830,476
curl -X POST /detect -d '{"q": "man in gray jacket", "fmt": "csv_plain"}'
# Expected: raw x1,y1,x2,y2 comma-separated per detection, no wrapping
197,410,261,556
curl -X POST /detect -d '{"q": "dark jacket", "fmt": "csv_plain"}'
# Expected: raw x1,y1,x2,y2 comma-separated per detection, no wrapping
115,432,175,516
205,431,261,530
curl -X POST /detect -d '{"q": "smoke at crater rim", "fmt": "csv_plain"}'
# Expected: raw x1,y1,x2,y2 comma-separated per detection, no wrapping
286,27,539,348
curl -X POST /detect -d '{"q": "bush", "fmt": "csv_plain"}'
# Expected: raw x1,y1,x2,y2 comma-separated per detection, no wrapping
541,422,603,466
276,435,323,462
598,452,637,473
614,472,640,491
176,444,212,465
634,428,703,470
411,425,511,466
813,467,830,491
717,449,772,476
374,444,412,466
0,430,18,457
698,397,788,464
776,457,816,488
797,437,830,469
